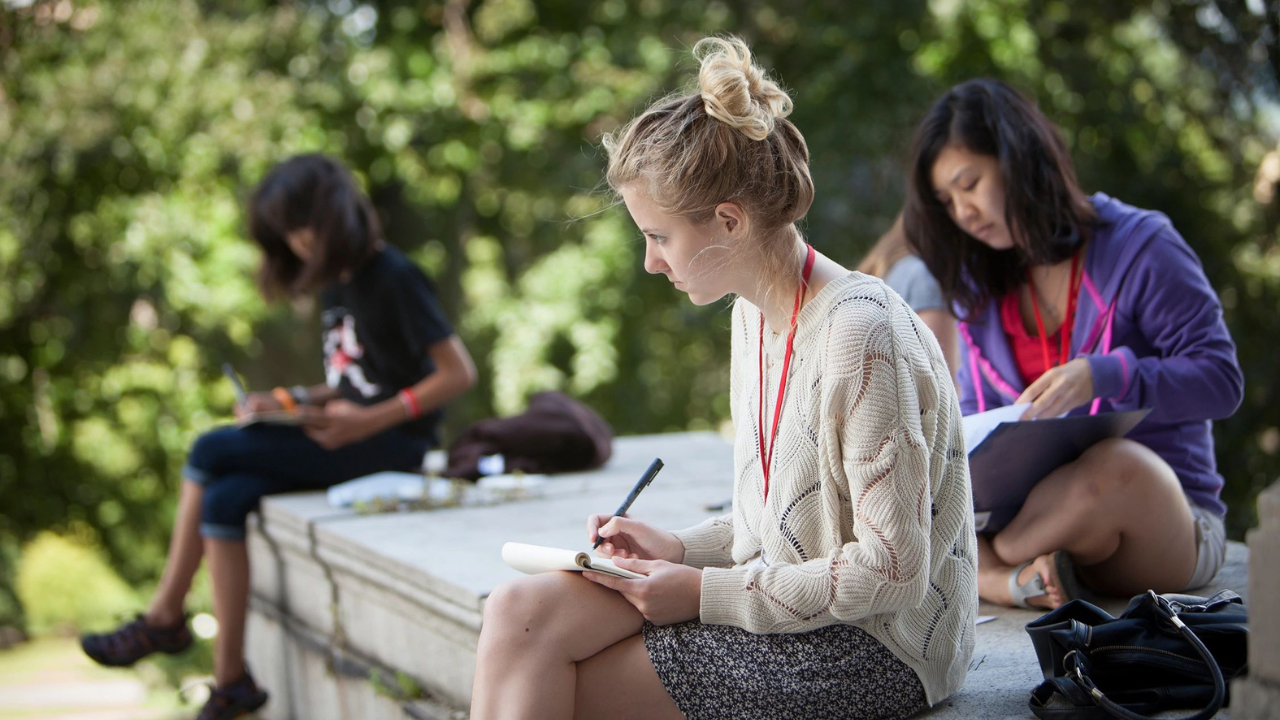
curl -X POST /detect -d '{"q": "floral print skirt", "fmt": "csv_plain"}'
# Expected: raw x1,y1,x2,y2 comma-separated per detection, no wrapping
642,620,928,720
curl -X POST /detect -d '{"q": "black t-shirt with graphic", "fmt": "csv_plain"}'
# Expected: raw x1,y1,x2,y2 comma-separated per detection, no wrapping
319,245,454,443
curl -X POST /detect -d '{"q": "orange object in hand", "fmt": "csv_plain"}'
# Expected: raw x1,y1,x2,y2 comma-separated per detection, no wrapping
272,387,297,413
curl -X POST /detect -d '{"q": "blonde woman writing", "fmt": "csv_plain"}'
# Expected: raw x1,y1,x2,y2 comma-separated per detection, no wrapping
471,38,977,720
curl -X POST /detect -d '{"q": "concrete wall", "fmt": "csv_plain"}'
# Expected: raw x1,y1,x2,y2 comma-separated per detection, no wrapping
244,495,482,717
242,433,738,720
1233,480,1280,719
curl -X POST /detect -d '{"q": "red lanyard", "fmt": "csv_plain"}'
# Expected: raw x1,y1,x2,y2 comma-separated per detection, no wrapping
758,243,816,504
1027,251,1082,375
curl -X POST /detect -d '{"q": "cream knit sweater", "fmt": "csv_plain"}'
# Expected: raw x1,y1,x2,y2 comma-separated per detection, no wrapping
673,272,978,706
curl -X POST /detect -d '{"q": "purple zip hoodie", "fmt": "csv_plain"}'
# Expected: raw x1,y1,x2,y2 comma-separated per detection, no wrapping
956,193,1244,517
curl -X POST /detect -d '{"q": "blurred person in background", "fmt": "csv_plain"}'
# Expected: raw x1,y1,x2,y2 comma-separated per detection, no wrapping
80,154,477,720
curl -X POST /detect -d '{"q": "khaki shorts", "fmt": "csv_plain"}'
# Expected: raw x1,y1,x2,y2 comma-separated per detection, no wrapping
1182,501,1227,592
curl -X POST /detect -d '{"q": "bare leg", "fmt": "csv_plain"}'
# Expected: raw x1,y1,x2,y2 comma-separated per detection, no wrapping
146,479,205,626
983,439,1197,604
206,537,250,686
471,572,678,720
573,634,683,720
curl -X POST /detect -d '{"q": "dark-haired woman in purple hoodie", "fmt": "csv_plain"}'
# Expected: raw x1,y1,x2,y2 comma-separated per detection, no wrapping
902,79,1243,610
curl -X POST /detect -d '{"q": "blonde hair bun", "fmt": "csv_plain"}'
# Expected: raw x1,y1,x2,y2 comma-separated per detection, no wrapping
603,35,814,234
695,36,793,142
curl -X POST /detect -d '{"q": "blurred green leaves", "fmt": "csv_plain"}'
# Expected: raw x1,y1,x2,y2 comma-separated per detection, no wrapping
16,532,139,634
0,0,339,618
0,0,1276,633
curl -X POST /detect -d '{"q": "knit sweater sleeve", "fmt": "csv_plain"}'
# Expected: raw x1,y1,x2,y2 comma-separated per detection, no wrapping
673,514,736,569
698,294,933,632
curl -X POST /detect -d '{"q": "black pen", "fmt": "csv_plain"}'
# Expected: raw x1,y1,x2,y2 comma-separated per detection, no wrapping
593,458,664,549
222,363,249,407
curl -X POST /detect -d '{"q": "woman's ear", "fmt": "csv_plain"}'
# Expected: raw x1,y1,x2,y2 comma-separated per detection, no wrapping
714,202,749,239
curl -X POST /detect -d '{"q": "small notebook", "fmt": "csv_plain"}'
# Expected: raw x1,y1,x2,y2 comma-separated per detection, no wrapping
501,542,645,580
965,406,1151,533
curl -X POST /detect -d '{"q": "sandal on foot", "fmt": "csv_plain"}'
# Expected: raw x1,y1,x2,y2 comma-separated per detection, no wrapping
195,670,269,720
1008,559,1048,609
1050,550,1089,603
81,613,193,668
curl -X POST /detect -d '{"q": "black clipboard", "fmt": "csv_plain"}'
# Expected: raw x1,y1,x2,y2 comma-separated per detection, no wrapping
969,408,1151,533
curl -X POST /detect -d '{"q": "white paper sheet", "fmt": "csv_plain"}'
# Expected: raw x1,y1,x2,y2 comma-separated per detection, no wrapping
962,402,1031,452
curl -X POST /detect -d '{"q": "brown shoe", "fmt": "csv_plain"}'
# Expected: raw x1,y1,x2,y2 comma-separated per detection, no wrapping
80,613,193,667
195,671,269,720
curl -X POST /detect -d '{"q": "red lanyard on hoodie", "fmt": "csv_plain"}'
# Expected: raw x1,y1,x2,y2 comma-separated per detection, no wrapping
758,244,816,504
1027,252,1082,375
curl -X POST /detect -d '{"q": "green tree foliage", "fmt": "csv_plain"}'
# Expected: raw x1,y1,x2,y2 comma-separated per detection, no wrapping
16,532,138,633
0,0,1276,628
0,1,348,623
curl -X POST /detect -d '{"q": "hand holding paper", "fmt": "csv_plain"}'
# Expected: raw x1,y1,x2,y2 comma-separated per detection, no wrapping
1016,358,1095,420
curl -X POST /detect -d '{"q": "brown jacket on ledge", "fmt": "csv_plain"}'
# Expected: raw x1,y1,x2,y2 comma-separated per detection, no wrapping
443,391,613,481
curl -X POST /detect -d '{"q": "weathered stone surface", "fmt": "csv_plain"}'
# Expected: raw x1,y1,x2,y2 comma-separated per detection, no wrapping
1233,676,1280,720
1258,481,1280,530
247,433,736,715
1247,526,1280,684
245,432,1251,720
1237,479,1280,720
247,604,439,720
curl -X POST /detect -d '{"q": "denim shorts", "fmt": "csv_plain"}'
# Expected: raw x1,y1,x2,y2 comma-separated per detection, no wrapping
1182,501,1227,592
183,423,429,541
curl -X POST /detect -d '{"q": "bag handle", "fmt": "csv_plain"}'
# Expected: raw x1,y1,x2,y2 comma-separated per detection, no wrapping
1064,591,1226,720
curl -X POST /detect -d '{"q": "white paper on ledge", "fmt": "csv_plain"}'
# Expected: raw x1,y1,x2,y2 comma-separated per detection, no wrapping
326,471,436,508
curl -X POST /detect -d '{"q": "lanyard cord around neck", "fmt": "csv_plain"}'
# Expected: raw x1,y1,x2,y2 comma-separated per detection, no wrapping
1027,251,1082,375
757,243,816,504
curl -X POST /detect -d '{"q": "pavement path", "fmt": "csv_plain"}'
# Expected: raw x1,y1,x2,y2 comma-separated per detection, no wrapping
0,636,185,720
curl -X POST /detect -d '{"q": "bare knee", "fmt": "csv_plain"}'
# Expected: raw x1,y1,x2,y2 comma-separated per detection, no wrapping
1075,439,1178,500
479,573,577,658
482,577,549,641
990,440,1179,566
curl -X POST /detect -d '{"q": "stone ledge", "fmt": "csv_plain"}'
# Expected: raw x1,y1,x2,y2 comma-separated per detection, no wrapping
245,431,1250,720
247,593,466,720
247,432,737,717
1258,482,1280,530
1247,525,1280,683
1233,676,1280,720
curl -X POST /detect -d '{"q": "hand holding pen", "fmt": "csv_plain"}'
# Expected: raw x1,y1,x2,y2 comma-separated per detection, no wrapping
587,458,687,564
223,363,323,423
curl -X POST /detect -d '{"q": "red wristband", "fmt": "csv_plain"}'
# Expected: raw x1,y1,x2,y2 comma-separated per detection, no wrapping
398,388,422,419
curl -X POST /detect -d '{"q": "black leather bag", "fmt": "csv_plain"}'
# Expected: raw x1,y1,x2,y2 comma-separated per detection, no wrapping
1025,590,1248,720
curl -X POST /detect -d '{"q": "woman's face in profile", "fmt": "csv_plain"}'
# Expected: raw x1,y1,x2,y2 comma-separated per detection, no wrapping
930,144,1014,251
285,227,315,262
620,183,737,306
